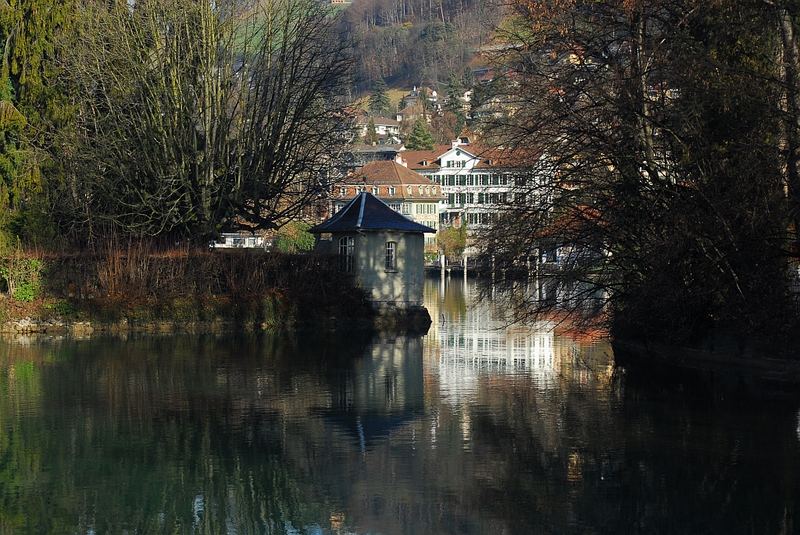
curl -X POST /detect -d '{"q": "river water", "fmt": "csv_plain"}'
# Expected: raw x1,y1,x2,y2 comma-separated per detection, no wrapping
0,278,798,534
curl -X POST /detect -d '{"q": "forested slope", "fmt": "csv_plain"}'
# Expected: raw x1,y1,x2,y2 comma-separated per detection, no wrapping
338,0,503,90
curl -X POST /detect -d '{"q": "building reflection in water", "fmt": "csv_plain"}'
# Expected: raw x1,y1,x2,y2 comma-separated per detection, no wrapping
425,277,603,404
319,336,424,452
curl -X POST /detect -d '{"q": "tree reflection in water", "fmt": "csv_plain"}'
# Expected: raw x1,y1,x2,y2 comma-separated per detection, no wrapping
0,279,796,534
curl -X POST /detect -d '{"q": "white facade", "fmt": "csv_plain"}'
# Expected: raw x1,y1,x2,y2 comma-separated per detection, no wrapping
316,232,426,307
209,233,267,249
408,142,525,228
356,117,402,143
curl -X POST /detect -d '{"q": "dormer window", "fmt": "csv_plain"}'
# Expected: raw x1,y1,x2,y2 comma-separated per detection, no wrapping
422,160,429,166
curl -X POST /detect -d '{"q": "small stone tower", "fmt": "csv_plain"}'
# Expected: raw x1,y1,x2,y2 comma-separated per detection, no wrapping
310,192,434,309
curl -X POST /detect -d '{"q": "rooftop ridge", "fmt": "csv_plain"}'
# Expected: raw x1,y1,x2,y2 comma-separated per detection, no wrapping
310,192,434,234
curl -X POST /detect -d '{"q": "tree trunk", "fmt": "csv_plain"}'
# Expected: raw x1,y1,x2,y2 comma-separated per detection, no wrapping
778,6,800,247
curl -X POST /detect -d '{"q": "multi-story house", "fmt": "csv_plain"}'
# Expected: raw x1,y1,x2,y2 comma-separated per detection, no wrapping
355,116,402,144
331,158,442,251
399,140,530,228
342,143,404,172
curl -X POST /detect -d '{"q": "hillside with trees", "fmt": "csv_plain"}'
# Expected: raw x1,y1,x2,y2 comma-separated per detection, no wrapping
339,0,502,90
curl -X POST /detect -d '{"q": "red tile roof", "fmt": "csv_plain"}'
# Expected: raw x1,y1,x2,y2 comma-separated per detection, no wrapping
354,160,433,185
399,145,452,170
334,161,442,201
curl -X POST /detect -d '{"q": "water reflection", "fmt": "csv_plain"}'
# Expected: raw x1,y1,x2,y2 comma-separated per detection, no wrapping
0,279,797,534
316,336,423,451
427,278,611,404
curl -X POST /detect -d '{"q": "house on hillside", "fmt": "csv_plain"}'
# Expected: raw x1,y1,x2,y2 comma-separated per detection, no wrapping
355,116,402,144
401,87,441,113
396,104,430,125
343,143,405,172
332,158,442,251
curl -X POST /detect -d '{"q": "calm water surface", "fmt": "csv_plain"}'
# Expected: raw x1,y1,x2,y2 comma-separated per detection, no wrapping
0,278,798,534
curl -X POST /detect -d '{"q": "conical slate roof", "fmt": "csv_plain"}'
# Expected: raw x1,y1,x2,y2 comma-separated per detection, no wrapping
311,192,435,234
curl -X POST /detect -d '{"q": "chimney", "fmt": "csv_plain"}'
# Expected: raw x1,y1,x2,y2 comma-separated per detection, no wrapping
395,154,408,167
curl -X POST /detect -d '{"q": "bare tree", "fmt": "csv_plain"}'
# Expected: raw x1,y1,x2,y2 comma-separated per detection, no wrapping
477,1,795,341
58,0,353,240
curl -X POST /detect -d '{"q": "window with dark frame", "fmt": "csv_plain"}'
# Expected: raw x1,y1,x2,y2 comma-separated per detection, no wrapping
339,236,354,272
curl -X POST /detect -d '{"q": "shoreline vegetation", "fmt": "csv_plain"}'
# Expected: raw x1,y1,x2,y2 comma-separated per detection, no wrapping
0,243,429,337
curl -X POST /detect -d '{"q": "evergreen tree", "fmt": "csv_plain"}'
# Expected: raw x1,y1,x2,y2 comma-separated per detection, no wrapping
405,118,434,150
3,0,74,123
0,78,27,246
364,117,379,144
0,0,72,245
462,66,475,90
368,79,391,115
445,72,464,113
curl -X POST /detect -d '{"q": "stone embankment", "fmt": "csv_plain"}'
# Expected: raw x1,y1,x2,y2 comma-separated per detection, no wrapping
0,317,246,336
0,306,432,338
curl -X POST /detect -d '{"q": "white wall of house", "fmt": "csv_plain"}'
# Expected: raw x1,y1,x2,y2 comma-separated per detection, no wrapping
315,231,425,307
356,232,425,306
357,122,401,139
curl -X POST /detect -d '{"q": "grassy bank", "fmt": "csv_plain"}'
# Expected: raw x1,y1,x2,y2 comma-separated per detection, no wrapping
0,244,374,334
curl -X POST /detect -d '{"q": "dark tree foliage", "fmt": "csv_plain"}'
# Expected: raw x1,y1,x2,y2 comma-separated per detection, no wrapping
364,117,380,144
0,0,74,247
368,78,392,115
479,0,799,344
405,118,435,150
445,72,464,112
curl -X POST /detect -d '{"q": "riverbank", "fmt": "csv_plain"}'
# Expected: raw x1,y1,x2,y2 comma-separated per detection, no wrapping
0,294,304,336
0,248,431,337
0,296,432,337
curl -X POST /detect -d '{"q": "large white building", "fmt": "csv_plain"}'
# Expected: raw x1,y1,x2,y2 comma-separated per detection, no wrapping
399,139,535,228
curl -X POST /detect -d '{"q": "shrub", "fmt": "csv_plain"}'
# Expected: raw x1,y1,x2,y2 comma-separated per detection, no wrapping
45,300,76,317
0,251,43,302
12,281,39,302
274,222,315,253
